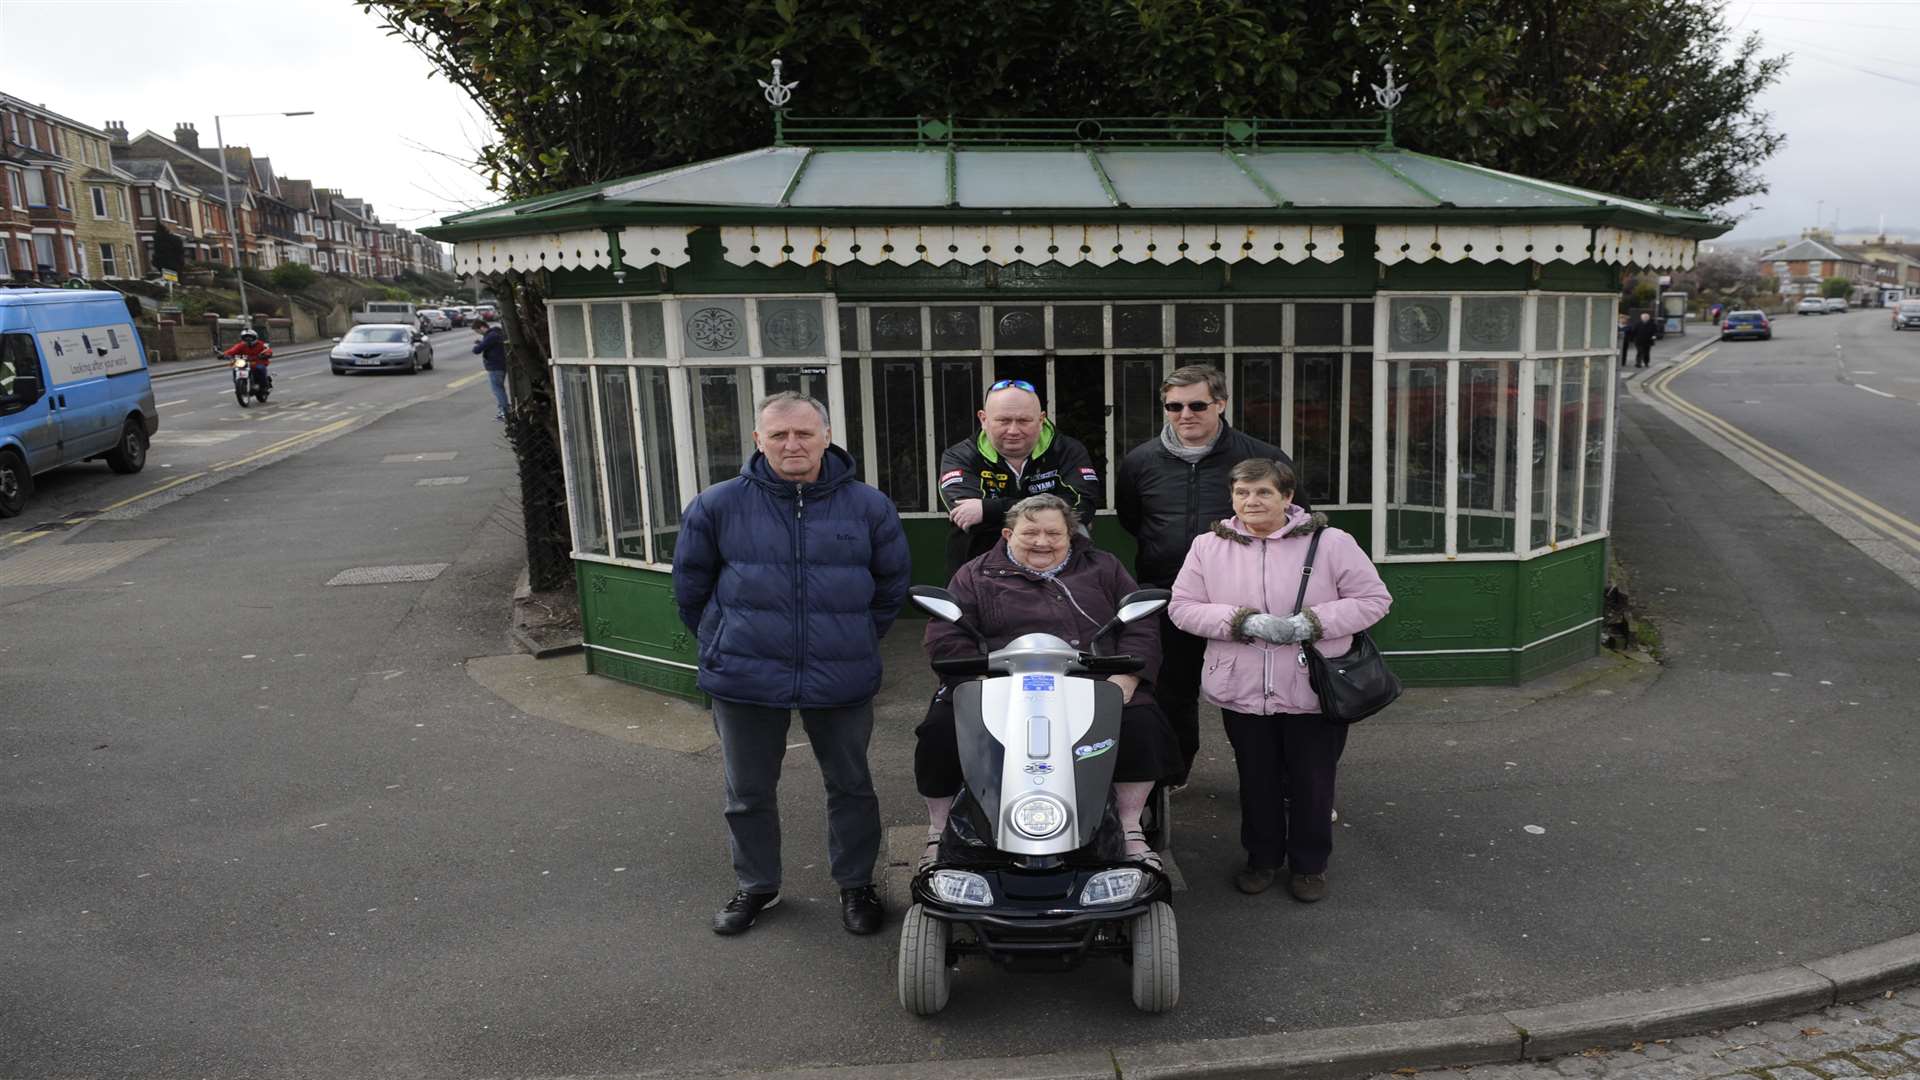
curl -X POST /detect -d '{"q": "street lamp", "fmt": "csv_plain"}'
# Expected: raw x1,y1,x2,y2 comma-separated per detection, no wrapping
214,110,313,326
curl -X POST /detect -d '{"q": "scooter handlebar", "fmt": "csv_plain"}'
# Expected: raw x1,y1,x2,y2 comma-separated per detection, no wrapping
1074,654,1145,675
931,656,993,678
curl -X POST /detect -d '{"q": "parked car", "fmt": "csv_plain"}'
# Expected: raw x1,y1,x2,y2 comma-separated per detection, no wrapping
444,308,467,328
454,305,478,325
0,290,157,518
1719,310,1771,341
1795,297,1827,316
416,308,451,332
1824,298,1848,313
1893,300,1920,331
330,324,435,376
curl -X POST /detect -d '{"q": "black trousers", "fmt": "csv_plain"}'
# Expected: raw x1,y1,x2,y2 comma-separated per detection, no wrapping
1634,341,1653,367
1155,611,1209,781
1221,709,1349,874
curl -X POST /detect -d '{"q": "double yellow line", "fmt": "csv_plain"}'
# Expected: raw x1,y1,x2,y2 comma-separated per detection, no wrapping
1642,348,1920,555
5,418,354,548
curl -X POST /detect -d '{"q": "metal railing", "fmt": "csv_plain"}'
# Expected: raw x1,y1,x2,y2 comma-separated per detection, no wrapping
776,114,1389,148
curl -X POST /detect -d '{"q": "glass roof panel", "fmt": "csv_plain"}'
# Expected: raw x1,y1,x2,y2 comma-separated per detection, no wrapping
954,151,1110,208
607,147,805,207
788,151,946,207
1098,150,1273,208
1381,154,1591,208
1240,151,1435,207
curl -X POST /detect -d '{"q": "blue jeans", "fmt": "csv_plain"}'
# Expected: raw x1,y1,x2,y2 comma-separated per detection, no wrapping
710,697,881,893
486,368,508,416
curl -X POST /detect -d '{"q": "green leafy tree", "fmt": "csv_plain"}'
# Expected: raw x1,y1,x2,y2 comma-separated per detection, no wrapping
268,262,319,291
150,222,186,273
1822,276,1851,299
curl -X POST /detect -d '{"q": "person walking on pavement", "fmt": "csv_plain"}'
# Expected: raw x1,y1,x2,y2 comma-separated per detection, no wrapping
936,378,1102,577
673,392,912,938
471,314,509,420
1627,311,1660,369
1617,312,1631,367
1168,458,1391,901
1115,364,1295,787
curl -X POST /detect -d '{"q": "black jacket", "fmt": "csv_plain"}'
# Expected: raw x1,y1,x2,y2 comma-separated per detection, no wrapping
1625,318,1660,350
1115,425,1293,588
937,421,1102,575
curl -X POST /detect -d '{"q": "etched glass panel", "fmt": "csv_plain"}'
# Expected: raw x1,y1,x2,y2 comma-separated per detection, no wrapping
1232,354,1283,448
1457,360,1519,553
1053,304,1103,349
1535,296,1561,352
690,366,755,488
1461,297,1523,352
870,306,922,351
596,366,646,560
589,302,626,359
628,301,667,358
551,304,587,359
1347,355,1373,504
933,357,983,460
875,358,927,511
1293,353,1340,507
1234,303,1284,347
638,366,681,561
758,298,827,358
1351,302,1375,346
1386,360,1445,554
839,305,860,352
1554,357,1587,542
1294,303,1343,347
993,305,1045,349
1113,304,1162,348
1583,356,1610,534
839,357,865,481
1388,297,1449,353
1175,303,1225,347
1114,356,1163,458
1588,296,1615,351
1052,354,1110,481
681,298,748,359
1529,360,1555,550
557,365,607,555
929,305,981,350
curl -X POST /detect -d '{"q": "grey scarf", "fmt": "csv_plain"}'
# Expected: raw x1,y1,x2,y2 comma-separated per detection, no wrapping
1160,420,1221,464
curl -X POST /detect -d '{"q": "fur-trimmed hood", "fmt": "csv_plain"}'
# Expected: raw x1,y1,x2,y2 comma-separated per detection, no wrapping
1209,505,1328,544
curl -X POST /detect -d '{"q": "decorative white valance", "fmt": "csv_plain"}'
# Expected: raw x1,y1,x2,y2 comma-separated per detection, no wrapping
1375,224,1696,269
1592,227,1697,270
451,229,617,277
715,224,1345,269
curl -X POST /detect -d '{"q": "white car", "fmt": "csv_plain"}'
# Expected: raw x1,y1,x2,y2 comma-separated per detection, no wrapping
1795,298,1827,316
1824,297,1848,313
330,324,435,376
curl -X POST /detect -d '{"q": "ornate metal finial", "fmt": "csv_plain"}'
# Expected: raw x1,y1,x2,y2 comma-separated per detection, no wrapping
1371,62,1407,112
758,58,798,110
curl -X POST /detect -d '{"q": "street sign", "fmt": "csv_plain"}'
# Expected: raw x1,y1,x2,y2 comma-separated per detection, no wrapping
160,269,179,284
157,304,182,316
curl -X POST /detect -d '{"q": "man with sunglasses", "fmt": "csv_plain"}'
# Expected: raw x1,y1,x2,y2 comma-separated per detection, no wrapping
1116,364,1296,786
937,378,1102,576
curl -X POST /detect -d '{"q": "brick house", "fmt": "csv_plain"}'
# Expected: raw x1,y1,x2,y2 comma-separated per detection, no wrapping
125,125,268,268
1758,232,1877,303
1,93,87,280
279,177,322,268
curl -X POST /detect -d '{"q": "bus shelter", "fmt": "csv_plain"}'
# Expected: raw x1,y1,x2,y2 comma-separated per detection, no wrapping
424,92,1724,701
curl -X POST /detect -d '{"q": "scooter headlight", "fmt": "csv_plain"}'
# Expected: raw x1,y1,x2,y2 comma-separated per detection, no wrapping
232,359,248,369
1080,868,1146,906
929,870,993,907
1008,794,1068,840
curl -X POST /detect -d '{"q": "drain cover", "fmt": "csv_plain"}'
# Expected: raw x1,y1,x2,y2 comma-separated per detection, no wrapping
325,563,450,587
0,539,171,586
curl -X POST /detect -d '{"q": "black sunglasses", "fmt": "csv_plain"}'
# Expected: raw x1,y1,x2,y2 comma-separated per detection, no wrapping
1162,400,1217,413
988,378,1037,393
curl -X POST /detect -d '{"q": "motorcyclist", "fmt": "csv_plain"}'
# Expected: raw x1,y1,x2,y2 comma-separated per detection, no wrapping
223,329,273,390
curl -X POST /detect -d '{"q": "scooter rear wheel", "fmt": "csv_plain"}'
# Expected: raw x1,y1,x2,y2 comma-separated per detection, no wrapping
897,903,951,1016
1130,900,1180,1012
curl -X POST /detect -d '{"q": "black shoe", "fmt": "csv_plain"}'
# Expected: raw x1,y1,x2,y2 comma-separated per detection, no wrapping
1288,872,1328,903
1235,864,1277,895
712,890,779,936
840,885,883,935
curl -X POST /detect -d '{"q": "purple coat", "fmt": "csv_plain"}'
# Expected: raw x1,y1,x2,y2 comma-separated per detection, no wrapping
925,535,1161,702
1168,506,1391,716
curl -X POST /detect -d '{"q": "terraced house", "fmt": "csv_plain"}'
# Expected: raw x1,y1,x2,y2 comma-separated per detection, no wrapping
1,92,139,282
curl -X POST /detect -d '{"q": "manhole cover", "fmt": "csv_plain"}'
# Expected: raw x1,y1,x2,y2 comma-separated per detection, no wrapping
0,539,171,586
325,563,451,587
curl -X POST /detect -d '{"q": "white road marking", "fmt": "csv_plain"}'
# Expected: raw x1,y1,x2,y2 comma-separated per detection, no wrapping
1854,384,1896,399
156,398,188,409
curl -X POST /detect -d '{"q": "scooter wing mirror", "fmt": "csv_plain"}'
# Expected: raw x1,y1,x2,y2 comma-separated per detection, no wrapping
910,585,964,623
1115,588,1171,624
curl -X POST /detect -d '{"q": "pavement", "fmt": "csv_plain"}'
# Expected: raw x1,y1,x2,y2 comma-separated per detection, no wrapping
4,324,1919,1079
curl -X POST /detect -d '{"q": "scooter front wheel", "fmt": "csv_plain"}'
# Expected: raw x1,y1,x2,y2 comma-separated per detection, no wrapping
897,903,951,1016
1130,900,1180,1013
234,381,249,407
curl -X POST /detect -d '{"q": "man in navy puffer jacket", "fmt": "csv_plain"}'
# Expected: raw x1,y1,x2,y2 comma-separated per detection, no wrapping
674,391,910,938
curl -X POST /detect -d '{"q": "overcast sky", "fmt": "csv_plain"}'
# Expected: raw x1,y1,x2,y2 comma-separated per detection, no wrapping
0,0,1907,245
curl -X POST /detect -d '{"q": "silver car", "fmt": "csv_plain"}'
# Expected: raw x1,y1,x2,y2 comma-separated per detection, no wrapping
330,324,434,375
416,308,452,332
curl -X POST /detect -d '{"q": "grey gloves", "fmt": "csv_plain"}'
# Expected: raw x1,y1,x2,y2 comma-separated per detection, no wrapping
1242,612,1316,645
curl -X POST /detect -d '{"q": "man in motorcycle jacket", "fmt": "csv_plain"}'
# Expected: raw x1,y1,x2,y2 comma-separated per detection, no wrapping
937,378,1102,577
223,329,274,390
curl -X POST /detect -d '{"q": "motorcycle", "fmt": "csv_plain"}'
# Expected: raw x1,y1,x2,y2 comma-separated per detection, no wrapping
900,584,1179,1016
223,347,272,407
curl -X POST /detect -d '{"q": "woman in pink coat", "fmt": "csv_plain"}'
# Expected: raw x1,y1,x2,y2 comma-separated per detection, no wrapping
1169,458,1391,901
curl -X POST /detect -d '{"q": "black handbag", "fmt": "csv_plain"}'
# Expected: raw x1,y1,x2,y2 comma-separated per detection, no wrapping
1291,530,1402,724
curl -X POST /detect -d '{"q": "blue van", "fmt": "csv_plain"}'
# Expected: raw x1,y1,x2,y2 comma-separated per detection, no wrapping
0,290,158,518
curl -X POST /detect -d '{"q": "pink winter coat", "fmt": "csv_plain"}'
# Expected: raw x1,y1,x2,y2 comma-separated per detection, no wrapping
1168,506,1392,717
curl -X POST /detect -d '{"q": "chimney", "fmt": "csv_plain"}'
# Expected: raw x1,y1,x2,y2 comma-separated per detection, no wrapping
173,122,198,151
104,121,128,148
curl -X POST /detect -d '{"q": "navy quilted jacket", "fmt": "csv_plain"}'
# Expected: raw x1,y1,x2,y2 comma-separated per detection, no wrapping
673,445,911,709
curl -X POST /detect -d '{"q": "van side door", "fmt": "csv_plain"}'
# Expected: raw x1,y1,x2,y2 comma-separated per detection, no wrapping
0,332,60,473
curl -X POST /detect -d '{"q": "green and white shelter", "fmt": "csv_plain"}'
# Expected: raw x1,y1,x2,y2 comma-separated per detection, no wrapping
424,76,1725,700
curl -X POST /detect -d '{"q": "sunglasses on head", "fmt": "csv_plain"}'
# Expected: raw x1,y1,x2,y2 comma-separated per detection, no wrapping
988,378,1037,393
1162,399,1217,413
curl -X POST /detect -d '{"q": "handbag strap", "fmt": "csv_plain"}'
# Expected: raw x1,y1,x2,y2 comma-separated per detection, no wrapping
1290,529,1324,616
